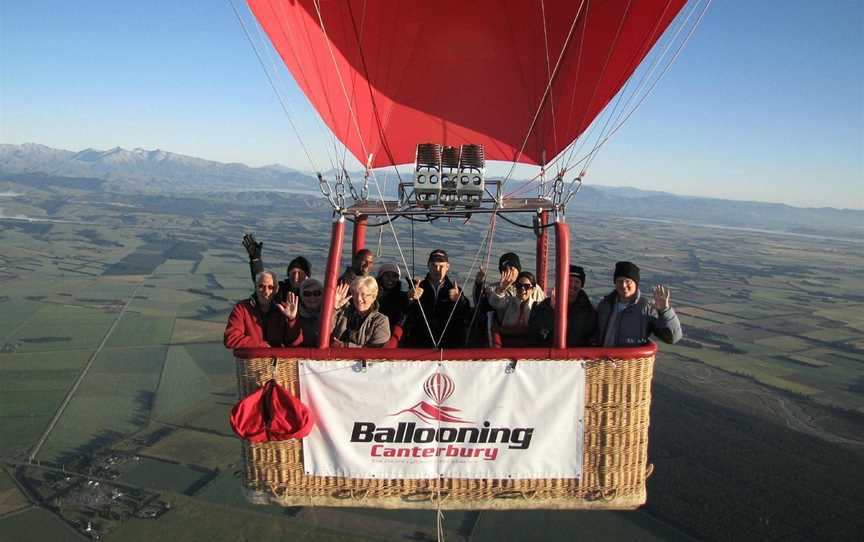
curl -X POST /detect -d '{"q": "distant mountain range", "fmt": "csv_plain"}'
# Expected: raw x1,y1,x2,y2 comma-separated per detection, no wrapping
1,143,861,237
0,143,311,192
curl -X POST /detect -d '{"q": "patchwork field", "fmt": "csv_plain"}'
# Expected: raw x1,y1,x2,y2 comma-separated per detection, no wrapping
1,181,862,541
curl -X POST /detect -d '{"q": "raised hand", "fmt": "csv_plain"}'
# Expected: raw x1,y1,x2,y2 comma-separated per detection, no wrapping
274,292,299,320
475,267,486,286
242,233,263,260
653,284,671,312
448,280,461,302
334,282,352,310
408,279,424,302
285,292,299,320
498,267,518,291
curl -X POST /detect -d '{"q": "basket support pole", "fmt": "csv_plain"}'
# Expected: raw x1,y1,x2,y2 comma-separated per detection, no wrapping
535,210,549,291
352,215,367,254
318,215,346,349
553,219,570,349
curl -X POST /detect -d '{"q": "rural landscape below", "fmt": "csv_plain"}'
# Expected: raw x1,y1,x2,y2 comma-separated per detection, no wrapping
0,144,862,541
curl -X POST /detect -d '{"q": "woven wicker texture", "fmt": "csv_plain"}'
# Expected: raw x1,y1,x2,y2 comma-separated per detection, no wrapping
235,354,654,510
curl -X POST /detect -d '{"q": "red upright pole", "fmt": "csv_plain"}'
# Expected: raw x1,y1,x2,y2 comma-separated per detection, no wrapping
536,210,549,291
318,215,345,349
352,215,367,255
554,219,570,350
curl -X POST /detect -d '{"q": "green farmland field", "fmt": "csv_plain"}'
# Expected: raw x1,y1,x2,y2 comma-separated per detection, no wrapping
35,346,167,462
116,456,211,494
105,313,175,348
0,506,85,541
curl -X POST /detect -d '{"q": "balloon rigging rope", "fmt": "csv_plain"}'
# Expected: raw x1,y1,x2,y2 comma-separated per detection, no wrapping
435,210,499,349
314,0,490,350
312,0,438,348
253,0,345,174
572,0,680,176
312,0,375,174
228,0,323,175
576,0,713,176
556,0,635,177
503,0,712,200
499,0,587,192
540,0,560,160
464,213,499,346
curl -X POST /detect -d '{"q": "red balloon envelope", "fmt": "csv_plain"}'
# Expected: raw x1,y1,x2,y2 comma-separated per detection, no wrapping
247,0,686,167
230,379,315,443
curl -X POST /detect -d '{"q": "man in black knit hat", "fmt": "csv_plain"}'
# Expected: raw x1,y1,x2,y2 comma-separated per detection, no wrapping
530,264,596,347
593,261,681,347
242,233,312,302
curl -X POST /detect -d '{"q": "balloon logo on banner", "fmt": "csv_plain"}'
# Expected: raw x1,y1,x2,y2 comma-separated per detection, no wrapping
423,373,454,405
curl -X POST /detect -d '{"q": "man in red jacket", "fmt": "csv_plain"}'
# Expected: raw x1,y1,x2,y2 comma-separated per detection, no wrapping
224,271,303,349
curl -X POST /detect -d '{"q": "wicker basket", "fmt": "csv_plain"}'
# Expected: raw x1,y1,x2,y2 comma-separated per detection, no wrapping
233,349,654,510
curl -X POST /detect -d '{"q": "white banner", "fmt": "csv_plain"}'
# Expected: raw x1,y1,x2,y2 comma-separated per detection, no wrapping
298,360,585,480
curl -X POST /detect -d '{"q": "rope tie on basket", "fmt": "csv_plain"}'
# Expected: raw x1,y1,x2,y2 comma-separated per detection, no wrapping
331,488,368,500
269,357,278,382
492,489,538,500
585,487,618,502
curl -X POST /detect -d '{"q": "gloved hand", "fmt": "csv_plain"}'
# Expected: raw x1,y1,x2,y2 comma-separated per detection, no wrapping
242,233,263,261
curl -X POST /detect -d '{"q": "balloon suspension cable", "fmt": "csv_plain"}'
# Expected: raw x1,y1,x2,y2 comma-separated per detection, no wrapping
499,0,587,192
315,0,501,350
251,0,351,174
464,213,499,346
540,0,560,160
549,0,711,182
228,0,325,176
436,208,500,350
558,0,634,176
505,0,711,201
366,168,438,349
576,0,713,177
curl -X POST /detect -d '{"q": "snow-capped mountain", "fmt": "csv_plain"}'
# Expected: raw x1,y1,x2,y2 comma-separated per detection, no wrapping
0,143,309,192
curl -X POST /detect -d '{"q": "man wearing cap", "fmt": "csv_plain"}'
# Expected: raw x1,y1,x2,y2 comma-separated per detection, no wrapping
242,233,311,301
593,261,681,347
339,248,375,286
530,264,596,347
403,249,470,348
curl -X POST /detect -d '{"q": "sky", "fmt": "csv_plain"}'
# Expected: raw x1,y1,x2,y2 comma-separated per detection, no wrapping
1,1,862,209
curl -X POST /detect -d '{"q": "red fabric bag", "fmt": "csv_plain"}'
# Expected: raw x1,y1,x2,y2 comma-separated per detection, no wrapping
230,379,315,443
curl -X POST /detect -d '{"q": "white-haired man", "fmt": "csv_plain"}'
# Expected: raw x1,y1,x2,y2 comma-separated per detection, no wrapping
224,270,302,349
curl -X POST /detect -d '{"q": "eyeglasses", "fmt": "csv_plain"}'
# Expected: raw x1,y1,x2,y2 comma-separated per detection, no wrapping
514,283,533,291
303,291,322,297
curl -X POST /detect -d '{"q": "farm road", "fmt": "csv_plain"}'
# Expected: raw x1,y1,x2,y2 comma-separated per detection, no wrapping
27,277,149,462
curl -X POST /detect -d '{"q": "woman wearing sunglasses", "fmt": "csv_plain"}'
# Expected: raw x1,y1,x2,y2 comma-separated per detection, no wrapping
297,278,324,347
486,270,546,345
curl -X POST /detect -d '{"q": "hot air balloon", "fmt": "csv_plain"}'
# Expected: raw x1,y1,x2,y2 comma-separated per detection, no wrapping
424,373,455,405
228,0,707,511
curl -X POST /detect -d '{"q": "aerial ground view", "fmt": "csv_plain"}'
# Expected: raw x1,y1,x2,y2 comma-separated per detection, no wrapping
0,158,862,540
1,1,862,541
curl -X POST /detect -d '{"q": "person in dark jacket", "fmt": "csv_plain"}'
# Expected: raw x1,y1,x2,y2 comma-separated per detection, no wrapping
339,248,375,285
297,278,323,347
593,261,682,347
376,263,409,331
531,265,597,347
242,233,310,301
403,249,470,348
224,270,302,349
